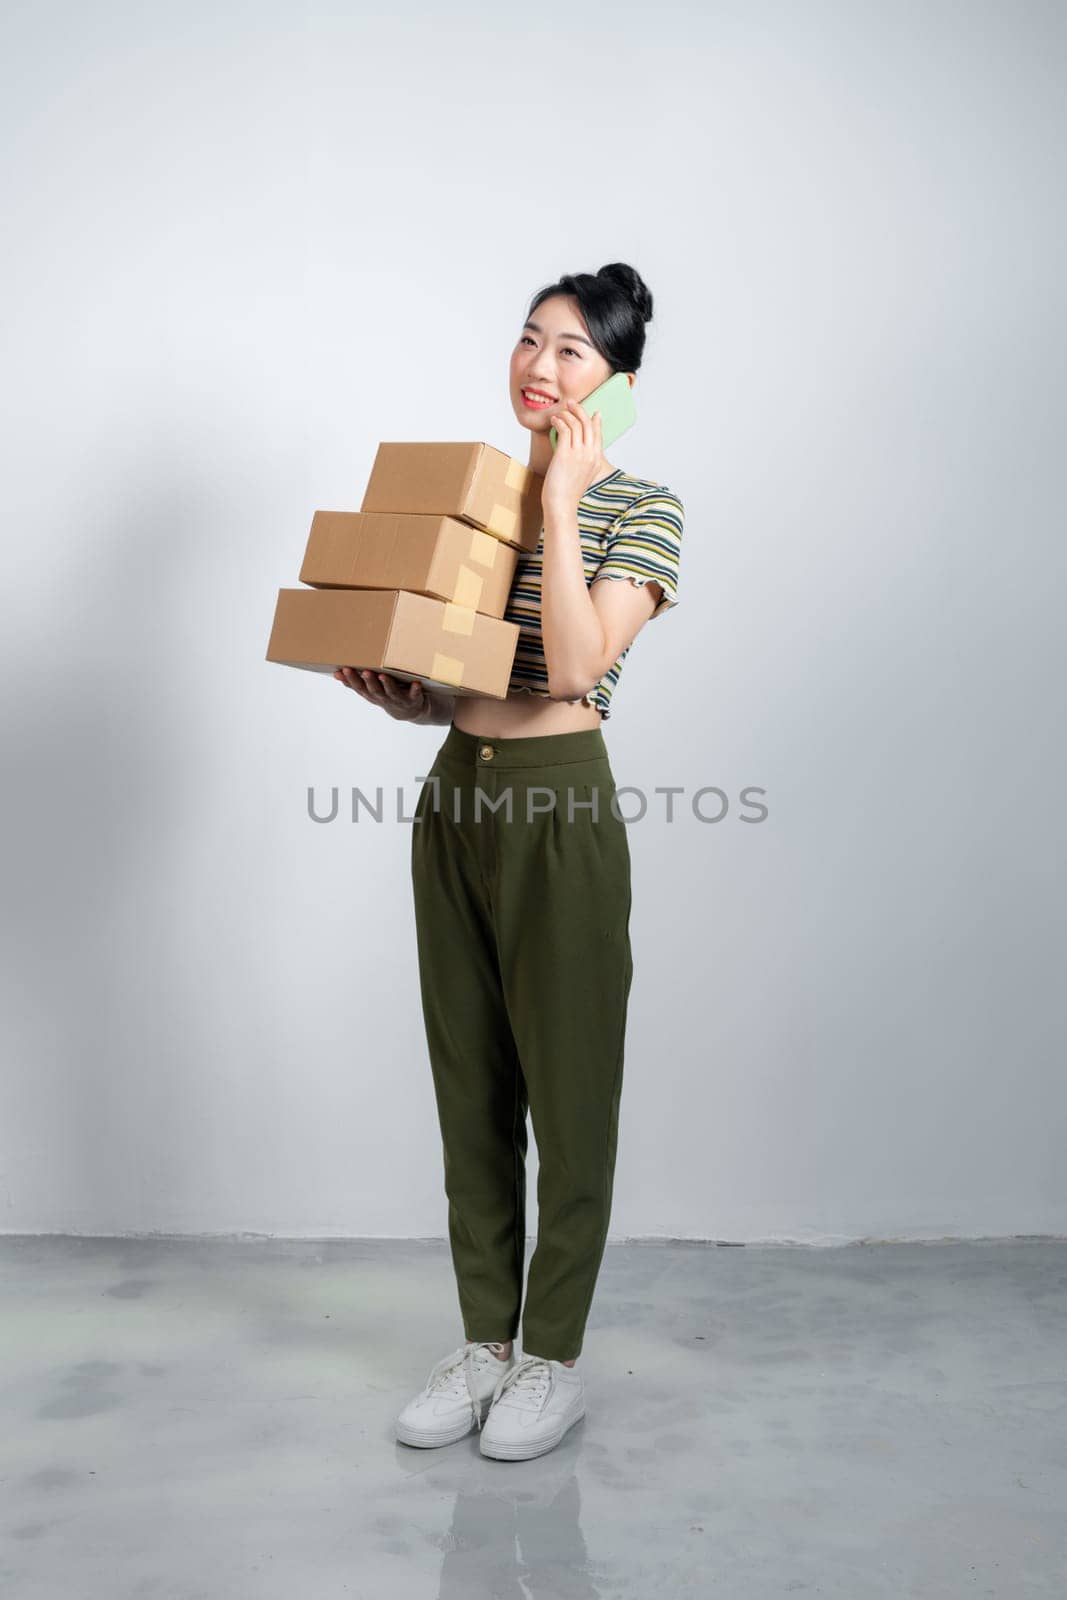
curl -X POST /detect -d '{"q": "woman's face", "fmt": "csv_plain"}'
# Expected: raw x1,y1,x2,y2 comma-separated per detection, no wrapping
509,294,615,436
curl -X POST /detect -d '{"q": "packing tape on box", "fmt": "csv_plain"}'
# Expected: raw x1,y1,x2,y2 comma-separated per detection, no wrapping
504,459,527,491
431,652,465,687
468,528,497,567
442,602,475,635
452,565,483,609
489,503,519,540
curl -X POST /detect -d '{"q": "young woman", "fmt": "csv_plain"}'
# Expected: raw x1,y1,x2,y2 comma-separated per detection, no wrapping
334,264,684,1461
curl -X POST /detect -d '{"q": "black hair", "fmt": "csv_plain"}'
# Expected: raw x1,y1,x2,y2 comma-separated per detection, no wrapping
526,263,653,374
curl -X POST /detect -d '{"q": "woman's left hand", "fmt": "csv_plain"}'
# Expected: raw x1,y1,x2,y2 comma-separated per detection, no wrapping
541,398,604,513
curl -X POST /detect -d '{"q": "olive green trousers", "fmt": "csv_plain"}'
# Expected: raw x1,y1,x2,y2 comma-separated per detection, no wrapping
410,722,633,1362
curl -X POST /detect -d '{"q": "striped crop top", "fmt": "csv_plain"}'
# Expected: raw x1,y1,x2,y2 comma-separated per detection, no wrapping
503,467,685,719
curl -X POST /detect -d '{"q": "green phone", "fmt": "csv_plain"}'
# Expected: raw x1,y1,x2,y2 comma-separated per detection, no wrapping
549,370,636,450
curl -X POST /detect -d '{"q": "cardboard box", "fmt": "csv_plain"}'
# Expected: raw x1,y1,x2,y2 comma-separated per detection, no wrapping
299,510,519,619
360,442,544,553
265,587,520,698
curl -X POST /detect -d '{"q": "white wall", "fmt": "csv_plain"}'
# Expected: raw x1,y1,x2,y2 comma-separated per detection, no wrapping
2,0,1064,1241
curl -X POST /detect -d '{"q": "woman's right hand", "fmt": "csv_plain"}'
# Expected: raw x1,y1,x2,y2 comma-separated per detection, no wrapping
334,666,429,722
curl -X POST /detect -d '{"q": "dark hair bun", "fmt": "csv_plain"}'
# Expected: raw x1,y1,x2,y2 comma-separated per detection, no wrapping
596,262,653,324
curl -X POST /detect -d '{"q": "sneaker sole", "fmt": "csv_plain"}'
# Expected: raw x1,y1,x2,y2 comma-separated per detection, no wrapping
479,1398,586,1460
395,1392,492,1448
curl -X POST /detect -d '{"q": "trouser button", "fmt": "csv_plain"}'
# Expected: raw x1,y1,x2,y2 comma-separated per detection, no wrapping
479,744,494,761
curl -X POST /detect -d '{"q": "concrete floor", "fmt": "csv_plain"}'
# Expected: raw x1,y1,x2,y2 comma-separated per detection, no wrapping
1,1237,1065,1599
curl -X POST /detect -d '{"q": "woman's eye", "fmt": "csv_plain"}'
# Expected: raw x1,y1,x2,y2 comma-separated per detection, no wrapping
518,336,580,357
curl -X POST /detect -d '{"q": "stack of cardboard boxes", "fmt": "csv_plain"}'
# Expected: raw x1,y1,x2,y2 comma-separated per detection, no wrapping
266,443,544,700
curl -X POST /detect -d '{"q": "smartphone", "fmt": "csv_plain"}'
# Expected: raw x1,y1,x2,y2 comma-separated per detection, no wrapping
549,370,636,451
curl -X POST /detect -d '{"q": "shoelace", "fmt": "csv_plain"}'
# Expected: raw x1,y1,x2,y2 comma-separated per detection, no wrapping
490,1354,553,1412
422,1340,508,1433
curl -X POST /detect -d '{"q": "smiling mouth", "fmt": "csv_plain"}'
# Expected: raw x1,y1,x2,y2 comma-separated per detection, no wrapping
521,388,557,409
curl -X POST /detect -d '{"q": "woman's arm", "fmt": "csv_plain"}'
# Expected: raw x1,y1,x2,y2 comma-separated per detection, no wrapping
540,502,660,700
539,501,612,698
537,397,660,700
414,684,457,725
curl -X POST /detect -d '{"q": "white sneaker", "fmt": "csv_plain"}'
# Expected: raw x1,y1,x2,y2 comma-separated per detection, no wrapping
395,1340,516,1448
479,1352,586,1460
